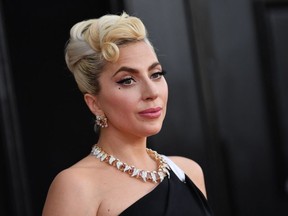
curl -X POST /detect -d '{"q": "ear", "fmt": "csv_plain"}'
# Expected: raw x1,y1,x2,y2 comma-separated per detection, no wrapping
84,93,103,115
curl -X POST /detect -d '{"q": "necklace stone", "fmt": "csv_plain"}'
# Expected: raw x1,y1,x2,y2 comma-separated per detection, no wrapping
91,145,170,183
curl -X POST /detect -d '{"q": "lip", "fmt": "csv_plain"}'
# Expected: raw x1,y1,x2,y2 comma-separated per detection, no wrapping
139,107,162,118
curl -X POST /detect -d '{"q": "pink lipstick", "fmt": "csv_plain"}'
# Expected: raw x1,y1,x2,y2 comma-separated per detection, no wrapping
139,107,162,118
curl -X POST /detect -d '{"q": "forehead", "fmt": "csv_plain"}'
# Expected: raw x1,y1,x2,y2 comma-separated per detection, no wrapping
104,41,159,73
119,41,156,60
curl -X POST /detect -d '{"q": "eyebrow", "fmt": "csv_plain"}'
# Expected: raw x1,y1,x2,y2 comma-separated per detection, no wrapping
112,62,161,77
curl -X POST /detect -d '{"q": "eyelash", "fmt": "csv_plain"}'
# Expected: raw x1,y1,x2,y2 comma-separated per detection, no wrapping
151,71,166,79
116,70,167,86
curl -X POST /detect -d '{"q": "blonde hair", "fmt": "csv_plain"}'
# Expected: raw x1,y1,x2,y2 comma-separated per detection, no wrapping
65,12,151,94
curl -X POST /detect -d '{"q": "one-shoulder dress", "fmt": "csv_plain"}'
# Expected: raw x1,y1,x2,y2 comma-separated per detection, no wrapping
119,156,213,216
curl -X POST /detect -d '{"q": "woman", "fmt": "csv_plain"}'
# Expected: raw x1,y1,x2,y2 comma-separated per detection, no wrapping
43,12,212,216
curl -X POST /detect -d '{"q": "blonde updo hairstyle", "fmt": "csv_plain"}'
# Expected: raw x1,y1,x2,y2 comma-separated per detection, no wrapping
65,12,151,94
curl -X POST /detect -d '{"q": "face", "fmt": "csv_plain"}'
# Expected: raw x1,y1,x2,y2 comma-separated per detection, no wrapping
95,41,168,138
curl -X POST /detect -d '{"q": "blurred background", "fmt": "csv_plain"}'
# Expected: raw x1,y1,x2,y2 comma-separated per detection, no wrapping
0,0,288,215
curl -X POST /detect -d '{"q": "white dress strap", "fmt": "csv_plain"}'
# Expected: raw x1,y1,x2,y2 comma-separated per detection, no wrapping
161,155,186,182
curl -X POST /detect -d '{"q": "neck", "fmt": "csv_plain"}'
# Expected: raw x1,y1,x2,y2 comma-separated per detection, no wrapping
95,130,154,170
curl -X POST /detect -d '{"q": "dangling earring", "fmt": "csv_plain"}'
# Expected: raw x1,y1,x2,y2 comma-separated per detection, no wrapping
95,115,108,128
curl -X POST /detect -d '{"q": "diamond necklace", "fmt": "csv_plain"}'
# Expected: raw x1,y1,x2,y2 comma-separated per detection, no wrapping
91,144,170,183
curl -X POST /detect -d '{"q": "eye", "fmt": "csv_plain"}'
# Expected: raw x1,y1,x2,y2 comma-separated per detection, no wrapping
116,77,136,86
151,70,166,80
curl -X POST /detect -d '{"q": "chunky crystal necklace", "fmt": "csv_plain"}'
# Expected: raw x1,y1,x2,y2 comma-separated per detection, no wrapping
91,144,170,183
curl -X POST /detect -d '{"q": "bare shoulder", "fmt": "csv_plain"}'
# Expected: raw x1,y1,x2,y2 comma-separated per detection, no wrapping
168,156,207,198
42,161,101,215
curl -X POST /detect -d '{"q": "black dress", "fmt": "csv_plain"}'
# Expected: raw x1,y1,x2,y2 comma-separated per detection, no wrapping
119,157,213,216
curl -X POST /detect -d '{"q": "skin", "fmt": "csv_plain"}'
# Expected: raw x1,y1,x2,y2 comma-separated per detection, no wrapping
42,41,207,216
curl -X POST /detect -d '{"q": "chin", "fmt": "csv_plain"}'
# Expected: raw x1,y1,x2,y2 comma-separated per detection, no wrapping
143,126,162,137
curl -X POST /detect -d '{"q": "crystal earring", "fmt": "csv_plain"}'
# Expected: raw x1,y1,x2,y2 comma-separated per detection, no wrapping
95,115,108,128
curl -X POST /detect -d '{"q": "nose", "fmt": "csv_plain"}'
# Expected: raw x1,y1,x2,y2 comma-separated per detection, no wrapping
142,80,158,101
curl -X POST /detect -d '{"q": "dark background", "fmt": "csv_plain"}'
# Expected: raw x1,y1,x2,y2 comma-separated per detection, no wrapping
0,0,288,215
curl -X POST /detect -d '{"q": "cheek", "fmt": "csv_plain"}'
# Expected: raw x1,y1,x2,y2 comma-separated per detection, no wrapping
161,82,169,103
102,90,137,113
